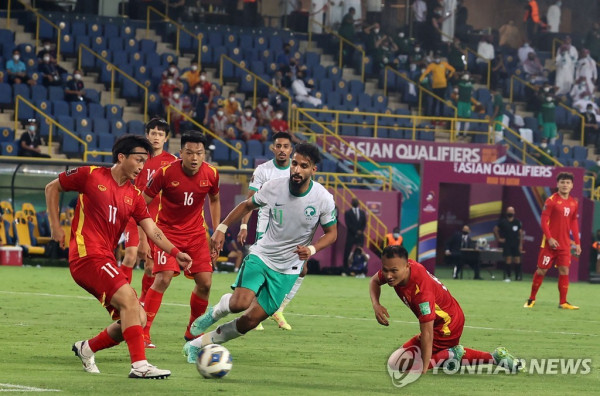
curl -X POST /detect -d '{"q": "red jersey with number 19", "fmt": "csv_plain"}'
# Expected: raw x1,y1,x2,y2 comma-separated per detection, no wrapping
145,160,219,238
58,166,150,262
377,260,464,340
540,193,580,251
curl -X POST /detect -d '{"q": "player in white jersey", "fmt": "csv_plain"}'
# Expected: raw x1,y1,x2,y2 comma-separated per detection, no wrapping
238,132,298,330
183,143,337,359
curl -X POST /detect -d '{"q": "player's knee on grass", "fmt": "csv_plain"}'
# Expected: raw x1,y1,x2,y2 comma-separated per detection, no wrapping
558,266,569,275
193,273,212,296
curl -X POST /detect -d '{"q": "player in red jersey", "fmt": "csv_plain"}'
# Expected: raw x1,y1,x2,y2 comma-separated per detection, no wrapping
121,118,177,300
370,246,523,374
524,172,581,310
141,131,221,345
45,135,192,379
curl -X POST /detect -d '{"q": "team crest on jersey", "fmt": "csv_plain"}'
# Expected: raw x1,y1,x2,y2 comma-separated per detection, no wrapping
304,206,317,220
199,180,209,187
97,184,107,191
124,196,133,205
161,161,170,166
171,181,180,187
66,168,78,176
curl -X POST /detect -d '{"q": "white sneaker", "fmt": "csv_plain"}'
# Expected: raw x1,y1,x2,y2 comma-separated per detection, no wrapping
128,363,171,379
72,341,100,374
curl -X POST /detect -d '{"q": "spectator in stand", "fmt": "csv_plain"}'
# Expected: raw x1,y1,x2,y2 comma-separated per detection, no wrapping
6,49,35,86
270,109,289,133
412,0,427,46
409,44,425,71
166,87,188,136
236,106,261,141
490,87,505,137
394,30,414,70
455,73,473,137
499,20,520,50
584,23,600,62
575,49,597,96
583,103,600,150
276,43,293,71
292,70,322,107
425,4,444,54
546,0,561,33
364,23,389,74
447,37,467,76
162,61,180,81
531,138,555,165
255,97,274,126
210,105,236,140
36,38,67,74
38,52,63,86
554,37,578,96
523,0,545,42
271,70,284,90
518,41,535,65
224,91,242,124
159,73,178,110
538,94,558,144
419,53,455,117
570,77,591,102
454,0,469,42
188,83,209,125
198,70,213,95
491,53,509,91
64,69,89,102
476,35,495,79
18,118,50,158
523,52,546,83
339,7,361,65
180,60,201,90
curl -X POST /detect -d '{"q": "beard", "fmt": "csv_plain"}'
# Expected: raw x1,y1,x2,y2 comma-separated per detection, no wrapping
289,174,308,193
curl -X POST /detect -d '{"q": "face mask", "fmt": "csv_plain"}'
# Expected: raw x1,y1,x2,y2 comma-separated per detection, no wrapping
245,111,252,117
434,58,441,64
74,74,81,80
543,87,550,93
200,75,206,81
546,97,553,102
276,113,283,119
195,88,202,94
217,110,224,116
262,101,269,107
507,214,514,218
374,29,380,34
13,55,19,61
229,97,235,102
169,67,176,73
524,43,529,47
167,79,174,85
462,231,469,235
556,1,561,6
399,32,405,38
191,65,198,71
597,160,600,166
587,108,594,113
540,142,548,148
393,233,400,239
409,63,417,71
27,125,36,132
43,56,50,62
44,45,51,51
415,47,421,53
172,93,180,99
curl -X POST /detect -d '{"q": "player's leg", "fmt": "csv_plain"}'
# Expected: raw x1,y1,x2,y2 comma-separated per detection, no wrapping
143,269,175,347
557,255,578,309
504,255,513,281
271,263,307,330
120,246,137,284
513,255,522,281
525,248,552,307
186,271,211,340
139,257,154,303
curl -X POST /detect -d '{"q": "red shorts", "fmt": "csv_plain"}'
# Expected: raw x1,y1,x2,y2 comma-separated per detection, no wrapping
152,232,212,277
123,218,140,249
403,331,462,354
70,256,129,320
537,246,571,270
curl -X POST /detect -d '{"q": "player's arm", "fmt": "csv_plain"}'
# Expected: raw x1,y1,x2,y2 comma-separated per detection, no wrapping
493,224,504,243
519,225,524,252
208,193,221,231
138,218,192,270
237,189,256,244
295,223,337,261
419,320,434,374
213,198,259,252
45,178,66,248
136,191,156,258
369,273,389,326
571,205,581,255
541,199,558,248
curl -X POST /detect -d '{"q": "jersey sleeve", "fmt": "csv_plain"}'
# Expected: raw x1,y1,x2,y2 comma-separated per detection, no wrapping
209,167,220,196
58,166,90,192
132,190,151,224
319,192,337,227
540,197,555,240
144,166,166,199
571,201,580,245
376,270,387,286
251,178,275,207
248,166,265,191
412,285,436,323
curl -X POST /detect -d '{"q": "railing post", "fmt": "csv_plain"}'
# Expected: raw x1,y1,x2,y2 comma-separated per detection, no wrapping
253,78,257,108
6,0,11,29
197,34,202,67
487,60,491,88
110,69,115,104
146,6,151,39
35,15,40,52
219,55,223,87
418,87,423,116
77,45,82,70
175,28,180,56
144,90,148,123
48,121,53,156
14,96,19,133
338,41,343,70
383,67,388,97
56,28,61,61
361,50,365,83
374,114,378,138
509,76,514,103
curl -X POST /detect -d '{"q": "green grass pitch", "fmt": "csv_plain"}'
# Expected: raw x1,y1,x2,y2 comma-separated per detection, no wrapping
0,266,598,395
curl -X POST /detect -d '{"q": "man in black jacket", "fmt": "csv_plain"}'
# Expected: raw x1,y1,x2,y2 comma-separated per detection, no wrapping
344,198,366,268
445,224,481,279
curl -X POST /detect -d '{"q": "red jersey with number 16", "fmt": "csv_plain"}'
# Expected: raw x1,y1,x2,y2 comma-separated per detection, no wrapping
135,150,178,219
58,166,150,262
540,193,580,251
145,160,219,238
377,260,464,339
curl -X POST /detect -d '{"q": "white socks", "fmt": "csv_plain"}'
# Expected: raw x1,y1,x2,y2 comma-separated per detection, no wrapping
191,319,243,347
131,360,149,369
212,293,232,320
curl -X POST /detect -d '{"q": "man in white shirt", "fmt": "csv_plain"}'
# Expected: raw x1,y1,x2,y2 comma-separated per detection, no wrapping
546,1,561,33
518,41,535,65
292,71,322,107
575,49,598,95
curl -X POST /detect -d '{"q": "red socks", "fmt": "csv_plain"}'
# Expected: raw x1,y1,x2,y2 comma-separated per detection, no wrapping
462,348,494,365
122,325,146,363
88,329,119,353
143,288,164,337
186,293,209,339
428,349,450,369
139,274,154,303
121,266,133,284
529,272,545,300
558,274,569,304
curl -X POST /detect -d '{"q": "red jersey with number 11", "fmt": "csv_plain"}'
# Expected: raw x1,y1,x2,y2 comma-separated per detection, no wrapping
58,166,150,262
540,193,580,251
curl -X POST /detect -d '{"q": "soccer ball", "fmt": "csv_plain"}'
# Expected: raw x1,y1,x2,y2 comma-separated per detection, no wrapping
196,344,233,379
476,238,488,250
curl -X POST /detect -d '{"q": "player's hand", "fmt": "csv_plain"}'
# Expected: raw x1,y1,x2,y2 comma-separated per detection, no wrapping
211,231,225,253
237,228,248,245
51,226,65,249
498,237,506,244
138,238,150,260
294,245,313,260
548,238,559,249
210,247,219,266
373,304,390,326
574,244,581,256
175,251,193,271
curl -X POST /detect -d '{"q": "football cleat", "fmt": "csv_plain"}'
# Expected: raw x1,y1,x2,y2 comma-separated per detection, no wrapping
128,363,171,379
270,311,292,330
446,344,465,371
558,302,579,310
72,340,100,374
183,341,201,364
523,299,535,308
254,322,264,331
190,306,216,336
492,347,525,372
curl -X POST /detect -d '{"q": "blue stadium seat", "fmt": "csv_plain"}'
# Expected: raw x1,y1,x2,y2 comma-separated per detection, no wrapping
97,132,114,151
340,126,357,136
0,82,11,109
1,141,18,156
139,39,157,54
349,80,365,95
61,132,80,155
48,86,64,102
92,117,110,134
70,21,87,37
91,36,108,53
211,140,230,162
240,35,254,51
52,100,69,117
572,146,588,161
12,83,30,100
127,120,144,135
88,22,103,37
372,94,387,112
108,37,124,53
60,34,75,57
75,118,93,134
70,102,87,119
263,141,274,159
57,115,74,132
246,139,263,157
80,132,98,149
16,99,34,121
304,52,320,69
105,104,123,120
0,127,14,142
161,53,178,67
110,119,126,135
31,85,47,102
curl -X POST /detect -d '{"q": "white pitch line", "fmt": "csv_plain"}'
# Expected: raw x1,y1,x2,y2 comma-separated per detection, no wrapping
1,290,598,337
0,383,60,392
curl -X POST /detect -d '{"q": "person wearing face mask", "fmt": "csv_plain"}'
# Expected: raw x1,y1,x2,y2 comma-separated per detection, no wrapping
419,52,455,117
494,207,524,282
385,227,403,247
532,138,555,165
159,72,178,109
394,30,414,69
584,22,600,61
546,0,561,33
210,105,236,140
36,39,68,74
270,110,289,133
343,198,367,269
18,119,50,158
365,23,387,74
237,106,262,142
255,97,274,126
276,43,293,71
224,92,242,124
188,84,209,126
38,52,63,86
476,35,495,78
554,36,578,96
575,49,597,96
6,49,35,86
167,88,189,136
583,104,600,149
64,69,89,102
518,40,535,65
538,95,558,144
180,61,201,89
445,225,480,280
291,71,322,107
162,61,180,81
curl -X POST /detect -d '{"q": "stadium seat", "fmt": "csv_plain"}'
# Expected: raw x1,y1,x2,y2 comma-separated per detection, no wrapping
48,86,65,102
31,85,47,102
57,115,74,132
0,127,15,142
12,83,30,100
70,102,87,119
211,140,230,162
22,203,51,244
97,132,115,151
13,211,45,256
246,139,263,158
0,83,12,109
127,120,145,135
0,141,17,156
139,39,157,54
92,118,110,134
75,118,93,134
110,119,126,135
105,104,123,120
52,100,69,117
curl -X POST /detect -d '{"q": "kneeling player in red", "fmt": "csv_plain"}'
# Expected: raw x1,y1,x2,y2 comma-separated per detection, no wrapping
370,245,524,374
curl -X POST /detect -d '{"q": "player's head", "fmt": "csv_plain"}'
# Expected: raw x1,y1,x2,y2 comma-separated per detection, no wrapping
180,131,208,173
290,143,320,192
556,172,574,196
145,117,170,152
272,132,293,166
381,245,410,287
112,134,153,179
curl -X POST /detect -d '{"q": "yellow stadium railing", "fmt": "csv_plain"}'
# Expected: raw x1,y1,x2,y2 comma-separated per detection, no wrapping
584,175,596,199
78,44,149,123
165,105,245,169
6,0,62,61
509,74,584,146
307,19,366,83
13,95,90,161
219,54,294,122
146,6,203,66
